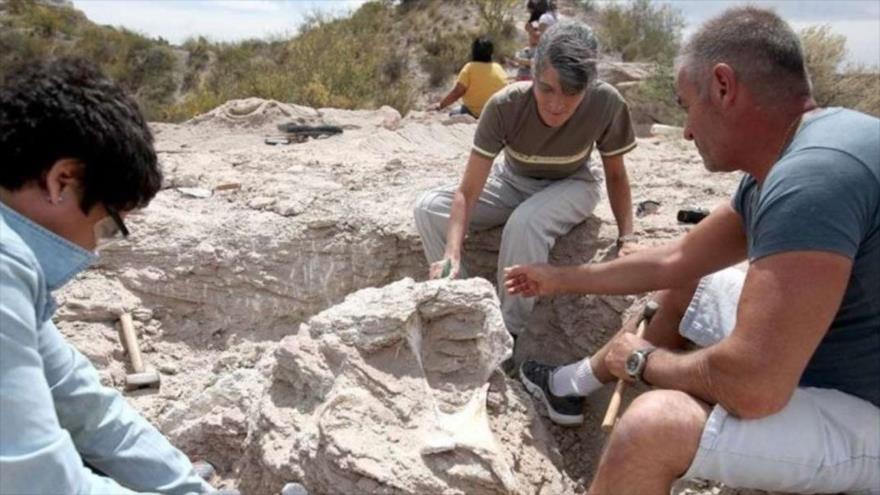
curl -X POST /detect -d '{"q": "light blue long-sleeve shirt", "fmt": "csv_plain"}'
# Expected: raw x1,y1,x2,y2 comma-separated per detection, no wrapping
0,202,211,494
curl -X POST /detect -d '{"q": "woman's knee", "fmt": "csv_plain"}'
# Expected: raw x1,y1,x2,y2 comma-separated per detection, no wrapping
414,189,448,220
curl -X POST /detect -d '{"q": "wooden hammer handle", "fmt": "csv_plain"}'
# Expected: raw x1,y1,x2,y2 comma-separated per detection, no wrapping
118,313,145,373
601,300,658,432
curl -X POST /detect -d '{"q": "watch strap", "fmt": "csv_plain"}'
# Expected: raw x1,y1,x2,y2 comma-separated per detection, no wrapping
635,346,657,384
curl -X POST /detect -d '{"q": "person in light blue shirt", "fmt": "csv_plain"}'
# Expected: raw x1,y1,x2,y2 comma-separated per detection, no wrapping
0,59,213,494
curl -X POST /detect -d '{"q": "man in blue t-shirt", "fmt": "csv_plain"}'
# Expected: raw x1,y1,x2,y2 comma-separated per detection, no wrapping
504,7,879,494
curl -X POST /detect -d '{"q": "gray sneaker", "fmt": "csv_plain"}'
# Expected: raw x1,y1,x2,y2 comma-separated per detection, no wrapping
519,361,585,426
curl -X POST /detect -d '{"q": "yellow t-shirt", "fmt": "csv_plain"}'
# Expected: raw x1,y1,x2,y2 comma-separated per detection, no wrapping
456,62,508,117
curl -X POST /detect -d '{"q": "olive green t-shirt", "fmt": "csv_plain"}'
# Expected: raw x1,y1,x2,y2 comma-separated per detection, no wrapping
472,81,636,180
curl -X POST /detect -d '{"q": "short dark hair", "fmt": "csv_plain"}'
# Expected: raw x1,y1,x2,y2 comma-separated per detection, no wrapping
472,37,494,63
677,7,811,105
0,58,161,213
527,0,556,22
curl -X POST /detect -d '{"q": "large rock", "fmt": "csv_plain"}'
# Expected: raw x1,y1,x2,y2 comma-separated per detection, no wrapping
160,278,575,494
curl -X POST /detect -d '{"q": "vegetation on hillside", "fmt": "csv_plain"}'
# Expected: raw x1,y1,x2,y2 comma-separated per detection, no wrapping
1,0,521,121
597,0,683,63
1,0,876,124
1,0,180,120
800,25,879,117
165,2,417,121
588,0,879,125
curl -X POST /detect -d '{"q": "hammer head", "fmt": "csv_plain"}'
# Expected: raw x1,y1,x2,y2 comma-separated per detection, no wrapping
644,300,659,319
125,369,161,390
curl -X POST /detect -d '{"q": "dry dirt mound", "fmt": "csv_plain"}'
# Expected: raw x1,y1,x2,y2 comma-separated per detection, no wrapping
56,98,764,493
157,278,575,494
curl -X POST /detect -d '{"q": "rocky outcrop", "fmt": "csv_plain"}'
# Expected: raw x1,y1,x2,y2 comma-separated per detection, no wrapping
159,278,575,494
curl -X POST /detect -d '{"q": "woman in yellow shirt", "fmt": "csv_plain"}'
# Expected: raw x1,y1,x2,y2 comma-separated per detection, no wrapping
432,37,508,118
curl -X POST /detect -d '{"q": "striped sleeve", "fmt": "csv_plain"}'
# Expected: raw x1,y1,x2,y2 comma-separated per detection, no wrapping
597,97,637,157
472,94,506,158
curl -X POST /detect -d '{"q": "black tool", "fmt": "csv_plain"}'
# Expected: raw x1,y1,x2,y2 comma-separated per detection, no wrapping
677,208,709,224
266,124,344,145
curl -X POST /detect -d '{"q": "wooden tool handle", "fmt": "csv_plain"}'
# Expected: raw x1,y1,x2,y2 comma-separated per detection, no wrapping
601,380,627,431
601,312,651,432
119,313,145,373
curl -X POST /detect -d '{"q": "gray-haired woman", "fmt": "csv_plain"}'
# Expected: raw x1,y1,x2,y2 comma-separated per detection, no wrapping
414,21,639,349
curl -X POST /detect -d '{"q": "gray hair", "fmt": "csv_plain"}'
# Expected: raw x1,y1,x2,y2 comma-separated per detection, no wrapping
533,21,599,93
676,7,811,105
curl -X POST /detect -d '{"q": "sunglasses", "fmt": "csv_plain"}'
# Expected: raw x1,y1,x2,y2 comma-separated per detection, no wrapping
93,206,130,250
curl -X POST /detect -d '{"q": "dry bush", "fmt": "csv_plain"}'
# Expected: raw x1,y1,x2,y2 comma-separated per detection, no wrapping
598,0,683,63
420,30,474,87
165,1,416,120
0,1,179,120
3,0,432,121
800,25,880,117
475,0,518,41
418,0,516,88
574,0,597,13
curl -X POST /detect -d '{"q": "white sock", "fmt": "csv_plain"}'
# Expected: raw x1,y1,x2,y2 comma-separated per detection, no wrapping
550,357,603,397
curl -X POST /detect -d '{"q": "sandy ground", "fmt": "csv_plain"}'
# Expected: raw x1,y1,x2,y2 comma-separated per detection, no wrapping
52,99,776,494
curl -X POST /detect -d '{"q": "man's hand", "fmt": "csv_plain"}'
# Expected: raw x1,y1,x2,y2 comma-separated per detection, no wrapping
429,257,460,279
604,331,652,383
504,263,560,297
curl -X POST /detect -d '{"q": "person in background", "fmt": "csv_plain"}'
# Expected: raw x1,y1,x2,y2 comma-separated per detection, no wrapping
526,0,558,36
431,36,508,118
511,22,541,81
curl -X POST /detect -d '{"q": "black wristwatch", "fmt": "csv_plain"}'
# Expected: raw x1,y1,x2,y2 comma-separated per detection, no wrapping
625,346,657,383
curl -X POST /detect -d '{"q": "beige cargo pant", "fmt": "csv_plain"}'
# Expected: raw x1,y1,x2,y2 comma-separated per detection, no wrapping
413,160,602,335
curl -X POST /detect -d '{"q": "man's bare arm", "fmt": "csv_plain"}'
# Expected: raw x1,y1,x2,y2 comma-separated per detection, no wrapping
643,250,853,418
555,203,748,294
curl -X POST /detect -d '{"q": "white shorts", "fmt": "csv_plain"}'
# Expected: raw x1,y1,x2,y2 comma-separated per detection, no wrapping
679,268,880,494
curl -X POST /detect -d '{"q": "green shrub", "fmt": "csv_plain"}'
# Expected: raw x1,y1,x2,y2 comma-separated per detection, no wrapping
163,1,416,118
420,30,473,87
475,0,517,42
18,0,85,37
800,25,846,107
628,63,685,126
574,0,597,13
2,0,424,120
800,24,880,117
598,0,683,63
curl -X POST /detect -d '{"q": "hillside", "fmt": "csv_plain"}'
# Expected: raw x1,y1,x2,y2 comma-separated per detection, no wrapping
4,0,875,124
0,0,505,121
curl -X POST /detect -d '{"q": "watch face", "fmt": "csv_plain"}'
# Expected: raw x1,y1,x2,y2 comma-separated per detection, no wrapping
626,353,641,375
